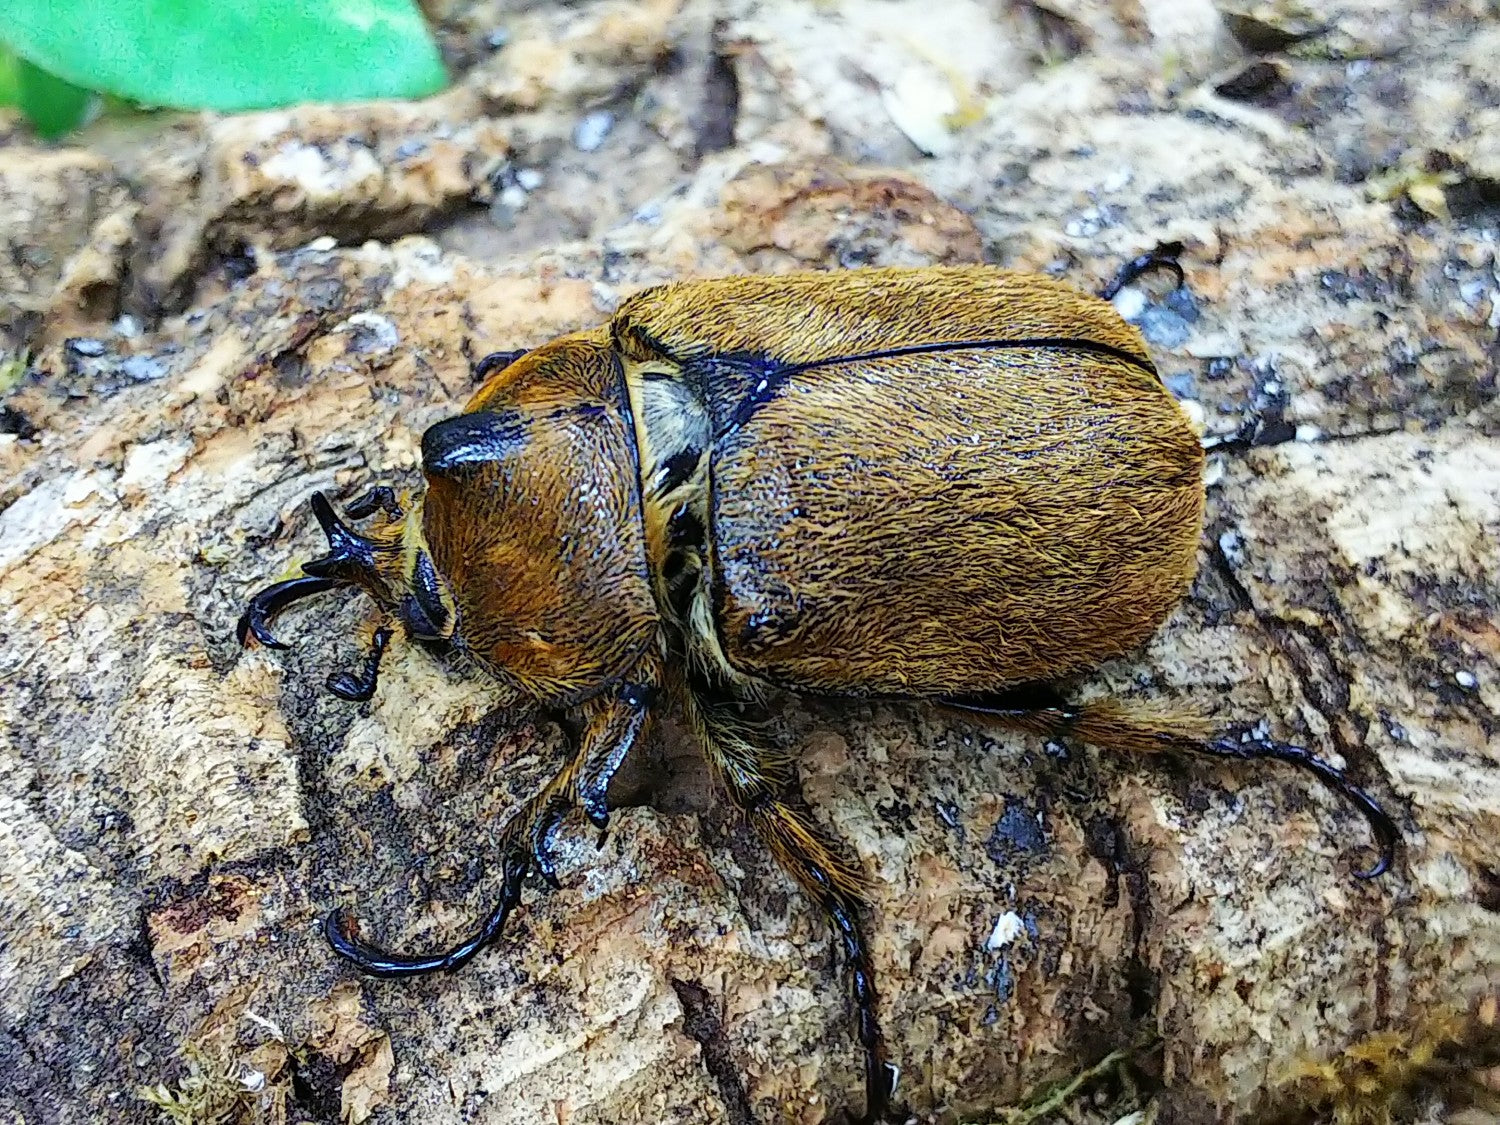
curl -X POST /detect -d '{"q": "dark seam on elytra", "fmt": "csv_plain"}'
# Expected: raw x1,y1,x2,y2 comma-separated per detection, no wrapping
722,336,1159,435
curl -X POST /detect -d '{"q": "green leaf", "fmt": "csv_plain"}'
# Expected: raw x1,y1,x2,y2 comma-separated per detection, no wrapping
16,56,92,137
0,0,447,113
0,45,20,106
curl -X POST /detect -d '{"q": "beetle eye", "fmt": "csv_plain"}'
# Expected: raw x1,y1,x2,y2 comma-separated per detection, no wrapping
403,551,451,640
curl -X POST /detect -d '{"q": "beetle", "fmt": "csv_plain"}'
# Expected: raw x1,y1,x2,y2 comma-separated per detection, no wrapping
239,255,1398,1123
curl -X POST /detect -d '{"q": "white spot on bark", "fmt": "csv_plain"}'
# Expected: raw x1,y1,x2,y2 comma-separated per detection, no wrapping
985,911,1024,952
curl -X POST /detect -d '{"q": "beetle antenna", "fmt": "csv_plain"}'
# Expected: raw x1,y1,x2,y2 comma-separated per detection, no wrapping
343,485,403,522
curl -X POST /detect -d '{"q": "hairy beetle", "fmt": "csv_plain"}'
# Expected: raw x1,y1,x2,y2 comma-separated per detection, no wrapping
240,256,1398,1123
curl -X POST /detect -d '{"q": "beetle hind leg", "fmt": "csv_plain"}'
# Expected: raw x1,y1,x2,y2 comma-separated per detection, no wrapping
1097,241,1185,301
687,686,898,1124
942,691,1400,879
1195,725,1399,878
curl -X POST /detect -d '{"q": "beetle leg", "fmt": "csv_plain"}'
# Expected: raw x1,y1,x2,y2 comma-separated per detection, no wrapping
325,757,581,977
236,575,343,649
1097,240,1185,301
326,625,394,702
687,687,899,1124
342,485,403,522
237,490,403,655
529,792,574,890
576,672,661,830
941,693,1400,879
1197,728,1399,878
940,682,1075,720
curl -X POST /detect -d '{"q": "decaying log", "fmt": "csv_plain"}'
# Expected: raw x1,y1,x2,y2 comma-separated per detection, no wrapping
2,2,1498,1123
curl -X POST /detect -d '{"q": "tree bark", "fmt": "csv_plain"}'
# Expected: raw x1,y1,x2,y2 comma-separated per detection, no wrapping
2,2,1498,1124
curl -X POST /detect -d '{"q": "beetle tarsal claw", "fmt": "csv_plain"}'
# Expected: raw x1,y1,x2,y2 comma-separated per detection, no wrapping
1097,239,1186,301
529,800,571,889
1351,801,1400,881
322,908,439,979
326,847,535,978
324,908,459,979
1205,735,1400,880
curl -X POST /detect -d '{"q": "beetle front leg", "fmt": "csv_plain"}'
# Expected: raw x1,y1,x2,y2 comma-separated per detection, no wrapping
326,625,393,702
687,687,899,1125
576,663,662,830
325,754,583,977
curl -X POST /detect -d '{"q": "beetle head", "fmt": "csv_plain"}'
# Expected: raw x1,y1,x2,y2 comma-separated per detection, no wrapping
237,489,457,697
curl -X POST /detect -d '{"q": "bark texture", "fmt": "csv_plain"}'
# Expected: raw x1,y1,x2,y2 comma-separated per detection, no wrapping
2,1,1498,1123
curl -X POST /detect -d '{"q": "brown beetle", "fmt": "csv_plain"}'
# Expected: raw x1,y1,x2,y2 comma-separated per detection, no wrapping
239,256,1397,1123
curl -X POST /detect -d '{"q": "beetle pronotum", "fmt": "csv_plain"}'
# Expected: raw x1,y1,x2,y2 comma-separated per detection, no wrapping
240,254,1397,1123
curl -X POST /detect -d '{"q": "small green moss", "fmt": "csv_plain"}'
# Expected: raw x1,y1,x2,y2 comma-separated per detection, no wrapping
1278,1012,1500,1125
0,351,28,396
971,1037,1160,1125
138,1039,287,1125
